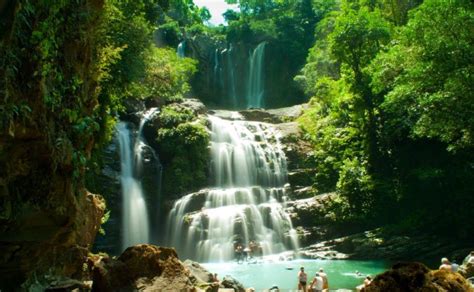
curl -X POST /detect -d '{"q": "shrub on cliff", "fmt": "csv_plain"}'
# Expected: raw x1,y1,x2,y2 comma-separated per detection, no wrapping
156,104,210,197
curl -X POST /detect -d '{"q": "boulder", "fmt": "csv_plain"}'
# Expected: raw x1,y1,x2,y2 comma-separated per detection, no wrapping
181,98,208,115
183,260,213,283
221,275,246,292
274,122,313,173
361,262,473,292
239,104,307,124
239,109,281,123
288,169,316,189
92,244,193,291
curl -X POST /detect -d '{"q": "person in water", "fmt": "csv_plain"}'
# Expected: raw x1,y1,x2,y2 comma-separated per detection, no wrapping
297,266,308,292
235,244,244,263
439,257,453,271
318,268,329,291
309,272,324,292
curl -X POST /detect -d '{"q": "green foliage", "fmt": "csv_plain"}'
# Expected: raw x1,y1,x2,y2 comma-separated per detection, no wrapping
99,210,111,236
0,0,109,185
372,0,474,152
140,47,197,102
158,104,194,127
299,0,474,236
299,77,366,194
159,19,182,45
330,5,391,76
336,157,374,216
156,104,210,196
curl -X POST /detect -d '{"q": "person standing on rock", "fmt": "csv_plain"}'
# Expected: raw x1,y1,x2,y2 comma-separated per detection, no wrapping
297,266,308,292
439,257,453,271
364,276,372,287
318,268,329,291
451,260,460,272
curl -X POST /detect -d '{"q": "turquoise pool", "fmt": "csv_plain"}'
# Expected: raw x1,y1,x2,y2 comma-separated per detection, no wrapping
203,259,389,290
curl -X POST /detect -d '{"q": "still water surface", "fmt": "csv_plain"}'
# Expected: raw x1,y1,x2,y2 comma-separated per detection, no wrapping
203,259,389,291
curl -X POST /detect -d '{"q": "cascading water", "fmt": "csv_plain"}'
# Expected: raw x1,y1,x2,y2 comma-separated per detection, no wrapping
247,42,266,109
118,108,161,251
226,45,237,108
117,122,150,251
177,41,185,58
213,48,223,91
168,115,299,262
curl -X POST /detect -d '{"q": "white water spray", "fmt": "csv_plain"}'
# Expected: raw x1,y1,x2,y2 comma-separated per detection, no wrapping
117,122,150,251
168,115,299,262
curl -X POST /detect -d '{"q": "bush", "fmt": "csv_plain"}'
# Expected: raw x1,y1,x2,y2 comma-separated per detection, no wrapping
156,104,209,197
336,158,375,216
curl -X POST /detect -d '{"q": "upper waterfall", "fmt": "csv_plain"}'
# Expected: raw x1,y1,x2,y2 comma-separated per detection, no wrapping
177,41,185,58
247,42,266,109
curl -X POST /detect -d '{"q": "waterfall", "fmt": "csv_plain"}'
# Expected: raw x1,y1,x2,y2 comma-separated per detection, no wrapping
247,42,266,109
227,45,237,108
177,41,185,58
118,122,150,251
118,108,161,251
213,48,223,91
168,115,299,262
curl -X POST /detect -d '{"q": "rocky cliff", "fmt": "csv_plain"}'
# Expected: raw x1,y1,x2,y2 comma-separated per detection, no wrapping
0,1,106,289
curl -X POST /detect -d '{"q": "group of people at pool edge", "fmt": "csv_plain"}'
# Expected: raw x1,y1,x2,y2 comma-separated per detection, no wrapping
297,266,372,292
298,266,330,292
292,254,473,291
228,252,474,290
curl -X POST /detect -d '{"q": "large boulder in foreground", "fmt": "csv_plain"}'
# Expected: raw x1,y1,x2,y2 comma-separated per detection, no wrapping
92,245,193,291
362,262,473,292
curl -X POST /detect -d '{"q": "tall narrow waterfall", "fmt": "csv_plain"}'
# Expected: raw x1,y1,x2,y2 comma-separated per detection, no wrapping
118,108,161,251
226,45,237,108
213,48,223,90
168,115,298,262
177,41,185,58
117,122,150,250
247,42,266,108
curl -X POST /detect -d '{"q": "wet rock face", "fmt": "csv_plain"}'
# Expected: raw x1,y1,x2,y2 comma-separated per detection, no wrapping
0,1,108,289
92,244,194,291
0,189,105,289
361,262,474,292
88,140,122,255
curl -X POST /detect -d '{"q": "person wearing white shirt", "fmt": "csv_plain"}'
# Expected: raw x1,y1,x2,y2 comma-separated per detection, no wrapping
310,272,324,292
